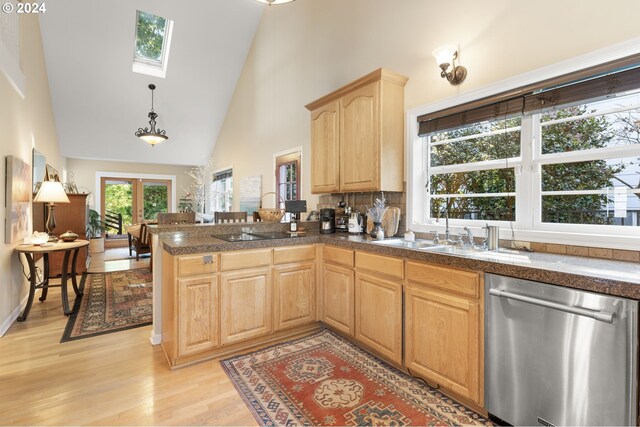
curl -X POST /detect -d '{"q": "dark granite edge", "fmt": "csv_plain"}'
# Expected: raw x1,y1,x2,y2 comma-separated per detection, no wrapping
158,232,640,299
161,235,320,254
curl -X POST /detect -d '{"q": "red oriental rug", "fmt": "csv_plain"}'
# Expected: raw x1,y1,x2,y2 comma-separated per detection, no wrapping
221,329,491,426
60,268,152,342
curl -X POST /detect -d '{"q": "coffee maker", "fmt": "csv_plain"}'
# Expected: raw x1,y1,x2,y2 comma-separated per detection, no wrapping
319,208,336,234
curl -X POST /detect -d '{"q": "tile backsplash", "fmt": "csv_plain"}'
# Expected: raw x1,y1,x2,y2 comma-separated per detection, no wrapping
317,190,406,236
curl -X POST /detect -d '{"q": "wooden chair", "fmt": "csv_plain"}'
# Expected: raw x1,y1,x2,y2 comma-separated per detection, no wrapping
214,211,247,223
131,223,151,261
157,212,196,224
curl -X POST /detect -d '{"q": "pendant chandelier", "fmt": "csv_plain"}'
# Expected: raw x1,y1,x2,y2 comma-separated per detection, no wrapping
135,83,168,146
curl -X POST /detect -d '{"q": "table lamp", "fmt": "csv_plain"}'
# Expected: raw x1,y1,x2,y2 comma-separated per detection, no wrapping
34,180,70,241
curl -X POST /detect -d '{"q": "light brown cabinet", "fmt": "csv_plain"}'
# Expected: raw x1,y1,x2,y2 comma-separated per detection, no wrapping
322,263,355,336
404,261,484,406
163,246,320,368
339,81,379,191
310,100,340,193
354,271,403,365
321,245,355,336
162,251,220,366
273,262,316,331
178,275,219,357
305,68,408,194
220,267,272,345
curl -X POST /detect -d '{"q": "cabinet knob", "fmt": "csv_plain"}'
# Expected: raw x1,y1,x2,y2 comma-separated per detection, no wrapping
202,255,214,264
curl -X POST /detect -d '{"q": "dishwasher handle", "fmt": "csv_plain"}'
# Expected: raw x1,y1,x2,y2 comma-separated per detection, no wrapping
489,288,615,323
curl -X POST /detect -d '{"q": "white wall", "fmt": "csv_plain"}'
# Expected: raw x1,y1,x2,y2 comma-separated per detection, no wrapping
212,0,640,211
0,15,65,334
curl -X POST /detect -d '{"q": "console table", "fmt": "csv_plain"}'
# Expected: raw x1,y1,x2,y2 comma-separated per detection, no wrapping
15,240,90,321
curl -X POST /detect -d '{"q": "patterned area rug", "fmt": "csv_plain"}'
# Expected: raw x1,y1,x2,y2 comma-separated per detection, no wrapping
221,329,491,426
60,268,152,342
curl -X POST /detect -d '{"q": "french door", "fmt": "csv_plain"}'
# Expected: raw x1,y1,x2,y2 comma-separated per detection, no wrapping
101,177,171,238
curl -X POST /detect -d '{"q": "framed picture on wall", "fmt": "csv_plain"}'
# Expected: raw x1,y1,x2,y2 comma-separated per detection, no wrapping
45,164,60,182
5,155,31,243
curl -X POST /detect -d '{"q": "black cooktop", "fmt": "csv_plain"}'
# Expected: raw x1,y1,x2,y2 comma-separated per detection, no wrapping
214,233,264,242
250,231,300,240
215,231,302,242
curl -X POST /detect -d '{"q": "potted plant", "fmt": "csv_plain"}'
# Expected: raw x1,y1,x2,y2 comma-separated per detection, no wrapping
86,209,106,254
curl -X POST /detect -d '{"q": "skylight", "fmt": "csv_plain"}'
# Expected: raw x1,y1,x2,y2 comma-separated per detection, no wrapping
132,10,173,78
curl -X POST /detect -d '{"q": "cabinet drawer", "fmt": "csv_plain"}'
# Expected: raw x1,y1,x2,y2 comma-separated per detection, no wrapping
273,245,316,265
220,249,272,271
178,253,217,277
355,251,403,279
323,246,354,267
406,261,480,298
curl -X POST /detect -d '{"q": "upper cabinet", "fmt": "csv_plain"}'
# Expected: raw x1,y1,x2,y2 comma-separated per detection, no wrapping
305,68,408,194
310,100,340,193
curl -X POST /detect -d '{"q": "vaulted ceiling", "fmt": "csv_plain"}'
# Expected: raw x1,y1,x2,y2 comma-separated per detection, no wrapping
39,0,264,166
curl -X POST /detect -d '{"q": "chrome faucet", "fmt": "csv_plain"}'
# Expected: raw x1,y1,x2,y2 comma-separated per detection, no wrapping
464,227,474,247
442,206,451,242
440,205,463,246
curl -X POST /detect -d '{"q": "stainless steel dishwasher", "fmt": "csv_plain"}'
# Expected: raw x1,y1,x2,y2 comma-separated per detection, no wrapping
486,273,638,426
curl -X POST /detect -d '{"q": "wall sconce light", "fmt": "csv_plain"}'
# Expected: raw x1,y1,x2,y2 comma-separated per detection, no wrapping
432,45,467,85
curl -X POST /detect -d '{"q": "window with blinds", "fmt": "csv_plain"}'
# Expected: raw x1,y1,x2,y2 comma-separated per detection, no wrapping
417,56,640,230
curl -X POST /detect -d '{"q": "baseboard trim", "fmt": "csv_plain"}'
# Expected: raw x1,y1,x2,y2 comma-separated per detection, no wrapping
0,293,29,337
149,332,161,346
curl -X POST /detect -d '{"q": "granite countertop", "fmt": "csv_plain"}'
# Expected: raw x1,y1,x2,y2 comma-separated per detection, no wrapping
159,229,640,299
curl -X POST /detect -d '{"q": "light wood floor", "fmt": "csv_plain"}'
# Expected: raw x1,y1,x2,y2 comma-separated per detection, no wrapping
0,280,257,425
88,247,150,273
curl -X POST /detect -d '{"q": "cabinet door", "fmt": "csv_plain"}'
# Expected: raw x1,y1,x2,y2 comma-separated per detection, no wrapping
220,267,272,345
273,262,316,331
310,100,340,193
340,81,379,192
322,263,354,336
405,284,482,404
354,272,403,365
178,275,219,357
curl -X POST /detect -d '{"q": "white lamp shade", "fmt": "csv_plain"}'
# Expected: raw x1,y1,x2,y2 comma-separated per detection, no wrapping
432,45,457,67
255,0,295,4
138,133,168,146
34,181,70,203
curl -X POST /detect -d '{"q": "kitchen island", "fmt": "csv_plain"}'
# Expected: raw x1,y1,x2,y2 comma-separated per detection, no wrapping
149,222,640,410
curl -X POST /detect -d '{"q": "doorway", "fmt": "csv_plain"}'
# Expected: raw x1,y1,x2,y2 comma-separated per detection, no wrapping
100,177,172,242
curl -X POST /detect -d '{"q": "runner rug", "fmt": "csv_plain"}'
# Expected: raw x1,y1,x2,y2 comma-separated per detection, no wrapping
60,268,152,342
221,329,491,426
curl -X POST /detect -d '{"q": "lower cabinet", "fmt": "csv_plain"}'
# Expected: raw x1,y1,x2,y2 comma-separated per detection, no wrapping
178,275,219,357
273,262,316,331
404,261,483,406
220,267,272,345
354,272,403,365
322,263,355,336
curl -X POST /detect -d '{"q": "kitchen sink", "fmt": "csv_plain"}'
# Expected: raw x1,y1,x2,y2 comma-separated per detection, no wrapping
425,245,481,255
426,245,529,260
370,238,440,249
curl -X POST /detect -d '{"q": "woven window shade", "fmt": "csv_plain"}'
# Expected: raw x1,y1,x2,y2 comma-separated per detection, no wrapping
417,54,640,136
213,169,232,182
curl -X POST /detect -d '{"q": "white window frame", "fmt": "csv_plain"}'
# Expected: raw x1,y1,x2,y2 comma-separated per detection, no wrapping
132,10,174,79
209,167,233,213
407,37,640,250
